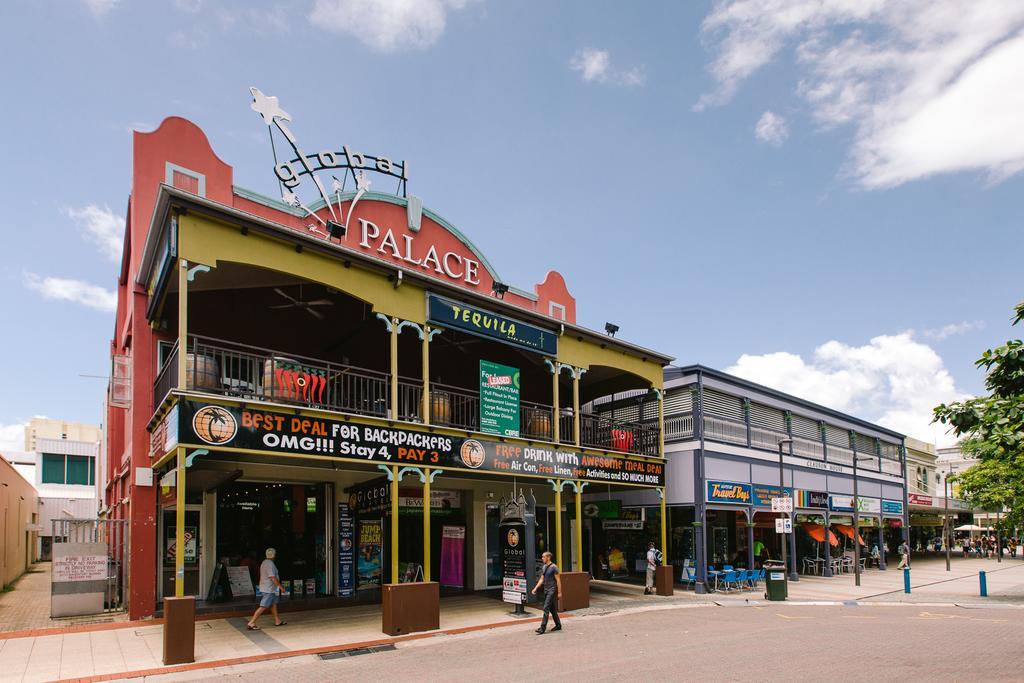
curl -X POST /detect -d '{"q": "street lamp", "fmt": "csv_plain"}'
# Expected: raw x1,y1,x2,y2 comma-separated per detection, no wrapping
777,438,794,580
853,450,860,587
944,468,952,572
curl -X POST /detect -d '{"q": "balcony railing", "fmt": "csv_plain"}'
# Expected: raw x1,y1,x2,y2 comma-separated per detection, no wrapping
665,413,695,441
154,335,660,455
702,415,747,446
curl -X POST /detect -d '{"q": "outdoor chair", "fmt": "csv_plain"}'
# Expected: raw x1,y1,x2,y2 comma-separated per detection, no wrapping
735,569,749,590
721,570,739,591
681,566,697,589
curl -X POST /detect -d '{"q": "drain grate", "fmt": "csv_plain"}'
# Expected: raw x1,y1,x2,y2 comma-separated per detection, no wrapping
319,644,396,660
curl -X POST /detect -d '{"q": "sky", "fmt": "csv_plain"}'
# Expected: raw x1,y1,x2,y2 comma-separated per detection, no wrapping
0,0,1022,451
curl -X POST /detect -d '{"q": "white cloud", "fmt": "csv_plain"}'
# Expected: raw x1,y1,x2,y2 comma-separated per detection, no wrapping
726,331,969,445
754,110,788,146
65,204,124,261
570,48,646,87
696,1,1024,188
174,0,202,12
923,320,985,341
24,273,117,313
84,0,118,16
309,0,471,53
0,421,27,452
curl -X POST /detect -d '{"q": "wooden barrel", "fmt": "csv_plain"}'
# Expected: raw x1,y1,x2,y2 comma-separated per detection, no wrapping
187,353,219,390
526,411,552,439
430,392,451,425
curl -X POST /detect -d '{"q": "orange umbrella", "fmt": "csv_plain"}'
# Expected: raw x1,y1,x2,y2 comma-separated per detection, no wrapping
834,524,866,545
802,523,840,546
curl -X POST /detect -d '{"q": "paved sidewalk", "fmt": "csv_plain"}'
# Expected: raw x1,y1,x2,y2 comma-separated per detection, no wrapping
0,563,126,634
0,594,546,683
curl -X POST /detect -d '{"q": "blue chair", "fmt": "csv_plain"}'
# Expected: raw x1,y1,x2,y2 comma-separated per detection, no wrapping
681,566,697,589
735,569,749,590
723,565,734,571
721,570,738,591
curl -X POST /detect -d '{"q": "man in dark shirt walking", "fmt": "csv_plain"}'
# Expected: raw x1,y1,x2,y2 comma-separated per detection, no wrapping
531,550,562,634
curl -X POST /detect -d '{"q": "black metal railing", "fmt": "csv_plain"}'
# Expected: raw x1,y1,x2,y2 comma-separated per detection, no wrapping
155,335,662,454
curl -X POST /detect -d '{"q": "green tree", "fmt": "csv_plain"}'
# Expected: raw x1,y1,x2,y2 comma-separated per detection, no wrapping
934,301,1024,531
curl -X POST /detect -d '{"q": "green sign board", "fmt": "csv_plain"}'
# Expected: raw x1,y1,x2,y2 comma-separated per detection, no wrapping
479,360,520,437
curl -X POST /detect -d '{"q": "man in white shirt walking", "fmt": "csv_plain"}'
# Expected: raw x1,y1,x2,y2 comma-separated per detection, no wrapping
247,548,286,630
644,542,659,595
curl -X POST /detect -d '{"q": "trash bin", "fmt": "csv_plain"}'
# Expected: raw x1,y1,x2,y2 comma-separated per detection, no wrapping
764,561,788,601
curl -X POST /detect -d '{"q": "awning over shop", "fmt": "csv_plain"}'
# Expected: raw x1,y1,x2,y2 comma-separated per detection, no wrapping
833,524,865,545
802,522,839,546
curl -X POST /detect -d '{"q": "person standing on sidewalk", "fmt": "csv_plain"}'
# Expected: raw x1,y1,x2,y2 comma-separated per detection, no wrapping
897,540,910,570
247,548,286,630
532,551,562,634
644,542,660,595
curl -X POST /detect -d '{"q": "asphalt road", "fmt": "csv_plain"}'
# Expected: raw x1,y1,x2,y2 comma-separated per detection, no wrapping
145,604,1024,682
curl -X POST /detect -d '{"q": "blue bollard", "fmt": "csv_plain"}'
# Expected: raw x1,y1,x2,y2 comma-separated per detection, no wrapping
903,568,911,593
980,571,988,597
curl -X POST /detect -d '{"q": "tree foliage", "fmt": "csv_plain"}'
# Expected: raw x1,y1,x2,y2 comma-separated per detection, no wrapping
934,301,1024,530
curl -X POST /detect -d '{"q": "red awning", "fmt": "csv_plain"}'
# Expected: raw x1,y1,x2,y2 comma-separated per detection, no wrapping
802,522,840,546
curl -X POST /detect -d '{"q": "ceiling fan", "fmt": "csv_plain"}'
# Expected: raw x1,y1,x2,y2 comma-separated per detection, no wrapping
270,286,334,320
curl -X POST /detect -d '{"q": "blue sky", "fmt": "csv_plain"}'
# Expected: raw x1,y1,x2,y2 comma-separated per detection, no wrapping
1,0,1021,449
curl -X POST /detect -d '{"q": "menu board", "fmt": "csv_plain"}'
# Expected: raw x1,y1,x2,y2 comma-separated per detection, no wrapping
226,566,255,596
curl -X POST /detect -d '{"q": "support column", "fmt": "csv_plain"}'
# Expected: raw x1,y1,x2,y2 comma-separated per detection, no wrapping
177,259,188,389
694,511,707,594
554,481,563,568
552,367,560,443
572,370,581,447
878,523,887,570
788,513,799,581
174,446,186,597
660,489,668,565
391,464,399,584
422,467,431,581
575,482,584,572
747,519,755,571
823,513,833,577
657,389,665,457
390,319,399,420
422,327,431,426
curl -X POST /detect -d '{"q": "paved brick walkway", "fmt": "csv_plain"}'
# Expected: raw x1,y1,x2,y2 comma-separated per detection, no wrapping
0,563,126,634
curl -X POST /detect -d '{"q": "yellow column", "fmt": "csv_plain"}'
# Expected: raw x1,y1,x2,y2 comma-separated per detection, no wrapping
552,368,560,443
422,328,430,426
174,446,186,597
575,483,583,572
423,468,431,582
390,319,399,419
554,482,563,568
658,391,665,457
391,466,399,584
660,489,668,566
572,371,581,447
177,259,188,389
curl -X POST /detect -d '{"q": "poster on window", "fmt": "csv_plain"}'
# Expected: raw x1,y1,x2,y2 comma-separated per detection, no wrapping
165,526,197,564
440,525,465,588
338,500,356,597
357,519,384,590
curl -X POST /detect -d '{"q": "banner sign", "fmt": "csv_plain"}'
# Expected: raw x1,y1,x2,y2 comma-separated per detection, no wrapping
499,492,536,605
428,294,557,356
177,401,664,487
830,496,881,513
882,500,904,515
439,525,465,588
337,500,356,597
908,493,933,506
795,489,829,509
751,484,793,508
479,360,520,437
603,519,644,531
583,500,621,519
357,520,384,590
706,480,752,504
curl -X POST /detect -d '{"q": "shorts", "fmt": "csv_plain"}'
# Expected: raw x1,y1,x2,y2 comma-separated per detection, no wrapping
259,592,280,608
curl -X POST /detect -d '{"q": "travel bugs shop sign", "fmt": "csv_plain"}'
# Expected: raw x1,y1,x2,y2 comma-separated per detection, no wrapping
177,401,664,486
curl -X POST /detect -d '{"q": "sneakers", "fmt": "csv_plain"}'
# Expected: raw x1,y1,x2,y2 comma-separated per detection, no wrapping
535,628,545,634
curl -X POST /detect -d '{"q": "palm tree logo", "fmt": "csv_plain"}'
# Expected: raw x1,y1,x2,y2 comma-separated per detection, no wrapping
460,439,486,468
192,406,237,445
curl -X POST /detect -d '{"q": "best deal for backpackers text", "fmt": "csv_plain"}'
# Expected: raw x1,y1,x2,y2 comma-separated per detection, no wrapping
177,401,664,486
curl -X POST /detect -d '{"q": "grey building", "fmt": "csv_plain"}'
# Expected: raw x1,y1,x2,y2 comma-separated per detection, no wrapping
587,365,907,593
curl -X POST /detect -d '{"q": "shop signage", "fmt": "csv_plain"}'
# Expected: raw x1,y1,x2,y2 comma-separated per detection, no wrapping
882,500,904,515
829,496,881,513
337,500,356,597
397,489,462,512
357,520,384,590
359,219,481,285
583,500,621,519
751,484,793,508
499,491,536,605
603,519,644,531
795,489,829,509
479,360,521,437
908,493,933,506
428,295,557,356
706,480,752,504
910,514,945,526
226,566,255,597
176,402,664,487
165,526,197,563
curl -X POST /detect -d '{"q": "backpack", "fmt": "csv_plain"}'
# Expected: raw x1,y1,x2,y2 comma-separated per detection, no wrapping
653,549,663,564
